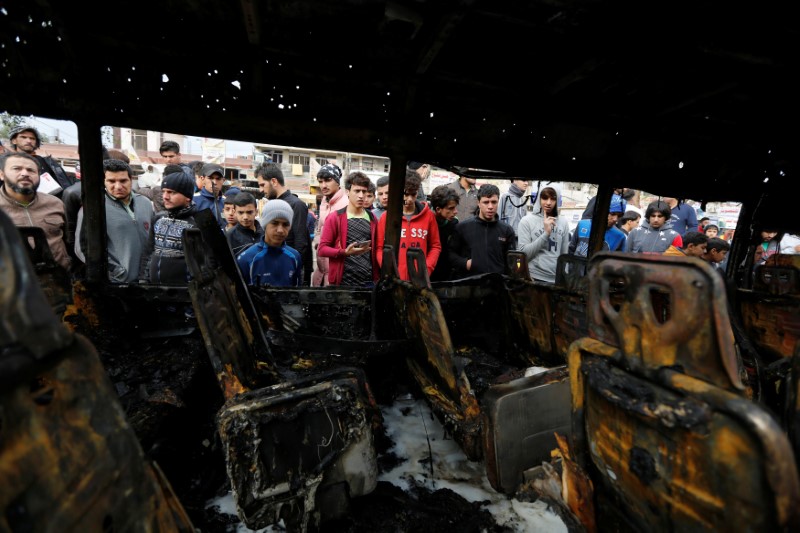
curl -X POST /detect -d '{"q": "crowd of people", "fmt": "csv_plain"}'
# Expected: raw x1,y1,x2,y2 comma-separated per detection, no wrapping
2,124,798,293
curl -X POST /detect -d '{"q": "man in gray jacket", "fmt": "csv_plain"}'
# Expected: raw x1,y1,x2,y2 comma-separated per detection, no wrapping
75,159,154,282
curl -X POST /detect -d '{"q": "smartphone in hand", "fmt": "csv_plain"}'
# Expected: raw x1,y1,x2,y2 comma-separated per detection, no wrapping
355,240,371,248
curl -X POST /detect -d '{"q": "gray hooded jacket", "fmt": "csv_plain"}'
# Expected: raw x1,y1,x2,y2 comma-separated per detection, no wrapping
517,183,571,283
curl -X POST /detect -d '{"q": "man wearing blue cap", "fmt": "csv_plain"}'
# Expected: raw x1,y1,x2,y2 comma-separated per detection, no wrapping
569,193,627,257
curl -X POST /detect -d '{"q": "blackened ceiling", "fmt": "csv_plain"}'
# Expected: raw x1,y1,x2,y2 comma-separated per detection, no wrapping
1,0,798,203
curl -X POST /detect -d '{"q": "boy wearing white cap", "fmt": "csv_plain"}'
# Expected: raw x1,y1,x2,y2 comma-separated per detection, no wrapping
235,199,302,287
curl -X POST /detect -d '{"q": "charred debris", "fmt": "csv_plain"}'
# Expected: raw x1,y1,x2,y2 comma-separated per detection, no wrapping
4,0,800,530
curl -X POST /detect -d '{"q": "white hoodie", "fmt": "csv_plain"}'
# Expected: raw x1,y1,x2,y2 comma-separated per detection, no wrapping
517,184,571,283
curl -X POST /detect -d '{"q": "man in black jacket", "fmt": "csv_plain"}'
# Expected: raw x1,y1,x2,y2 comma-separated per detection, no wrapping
255,162,312,285
448,184,517,278
8,125,75,197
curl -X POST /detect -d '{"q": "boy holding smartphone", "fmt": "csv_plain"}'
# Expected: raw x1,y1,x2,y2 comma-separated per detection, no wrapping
317,172,379,287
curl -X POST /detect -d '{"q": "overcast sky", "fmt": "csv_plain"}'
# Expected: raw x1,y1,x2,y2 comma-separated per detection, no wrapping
15,115,255,157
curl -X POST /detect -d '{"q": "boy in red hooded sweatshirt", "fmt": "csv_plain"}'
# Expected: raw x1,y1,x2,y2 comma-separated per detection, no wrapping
376,171,441,280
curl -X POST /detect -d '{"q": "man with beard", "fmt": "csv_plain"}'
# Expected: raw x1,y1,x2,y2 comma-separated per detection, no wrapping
8,125,75,197
145,169,198,285
255,162,312,285
0,152,70,270
311,163,349,286
74,159,154,283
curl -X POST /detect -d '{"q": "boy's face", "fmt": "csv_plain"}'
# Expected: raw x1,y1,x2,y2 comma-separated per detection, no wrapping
705,227,718,238
347,184,369,209
377,184,389,207
104,170,132,200
685,242,707,258
365,191,375,206
223,203,237,226
478,194,499,221
203,173,224,195
607,213,621,228
161,150,181,164
624,217,640,230
649,212,666,229
265,218,290,247
539,193,556,215
435,200,458,221
704,248,728,264
318,177,340,197
236,203,257,230
403,189,418,213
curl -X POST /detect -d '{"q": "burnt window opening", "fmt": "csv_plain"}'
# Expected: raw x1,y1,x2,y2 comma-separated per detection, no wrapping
649,288,672,325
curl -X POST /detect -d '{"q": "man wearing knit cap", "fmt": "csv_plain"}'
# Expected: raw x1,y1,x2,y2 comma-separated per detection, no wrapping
235,199,302,287
145,169,198,284
311,163,348,286
255,162,312,285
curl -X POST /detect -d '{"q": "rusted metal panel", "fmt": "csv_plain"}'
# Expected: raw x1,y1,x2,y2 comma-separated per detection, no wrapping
15,226,72,316
184,219,381,530
506,283,559,365
393,280,483,459
572,350,800,530
0,340,194,532
565,253,800,531
184,227,278,394
587,253,743,392
738,291,800,360
252,286,375,340
217,368,378,531
738,247,800,361
0,210,194,531
481,366,571,494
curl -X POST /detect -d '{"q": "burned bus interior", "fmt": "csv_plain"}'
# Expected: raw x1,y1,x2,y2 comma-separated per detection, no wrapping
2,0,800,531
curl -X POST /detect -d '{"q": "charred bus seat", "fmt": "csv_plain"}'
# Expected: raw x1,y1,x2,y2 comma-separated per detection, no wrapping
16,226,72,316
737,254,800,364
735,254,800,459
0,211,194,532
392,247,571,494
738,254,800,361
564,253,800,531
183,223,381,531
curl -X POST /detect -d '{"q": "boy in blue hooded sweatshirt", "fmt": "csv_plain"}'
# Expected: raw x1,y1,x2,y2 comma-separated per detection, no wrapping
235,199,302,287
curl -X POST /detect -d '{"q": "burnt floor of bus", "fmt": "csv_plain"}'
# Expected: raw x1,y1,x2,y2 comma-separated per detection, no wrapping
74,321,229,526
78,312,531,531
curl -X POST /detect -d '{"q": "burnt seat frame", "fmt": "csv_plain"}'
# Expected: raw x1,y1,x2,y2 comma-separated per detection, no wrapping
566,253,800,530
0,210,194,532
